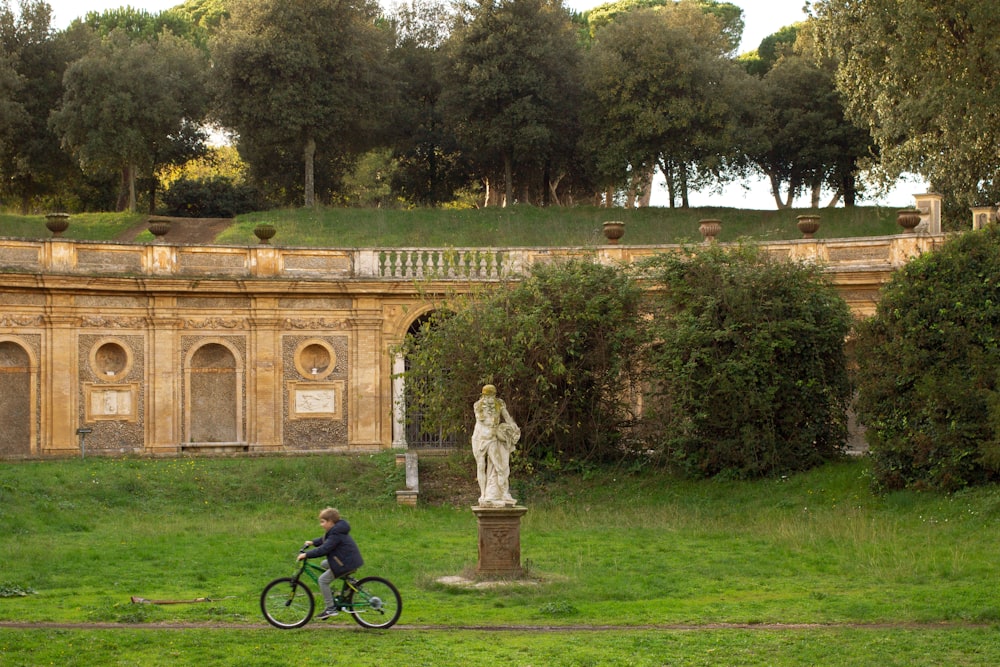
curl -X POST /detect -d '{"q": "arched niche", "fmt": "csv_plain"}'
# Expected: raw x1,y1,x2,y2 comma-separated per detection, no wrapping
0,338,35,456
184,340,244,445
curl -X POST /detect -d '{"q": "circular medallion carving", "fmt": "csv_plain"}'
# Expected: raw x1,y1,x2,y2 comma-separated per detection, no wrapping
90,339,132,381
294,339,336,380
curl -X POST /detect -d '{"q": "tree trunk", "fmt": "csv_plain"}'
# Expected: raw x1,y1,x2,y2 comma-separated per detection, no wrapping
303,137,316,208
148,175,158,214
811,180,822,208
116,167,128,212
842,173,857,207
638,166,654,208
127,163,137,213
826,187,843,208
768,171,788,210
664,160,677,209
680,163,689,209
503,153,513,208
548,172,564,207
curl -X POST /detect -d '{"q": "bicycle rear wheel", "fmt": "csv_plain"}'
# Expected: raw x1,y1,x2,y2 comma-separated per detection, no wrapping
345,576,402,629
261,577,315,629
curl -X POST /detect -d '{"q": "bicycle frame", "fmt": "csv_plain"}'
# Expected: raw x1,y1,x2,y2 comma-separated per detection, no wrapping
295,557,361,610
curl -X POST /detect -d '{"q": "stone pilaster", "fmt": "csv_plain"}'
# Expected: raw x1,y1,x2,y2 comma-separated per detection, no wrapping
44,310,78,455
249,306,281,451
349,299,383,446
147,298,182,453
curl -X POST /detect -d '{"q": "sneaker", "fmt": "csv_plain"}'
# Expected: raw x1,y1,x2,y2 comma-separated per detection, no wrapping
317,608,339,620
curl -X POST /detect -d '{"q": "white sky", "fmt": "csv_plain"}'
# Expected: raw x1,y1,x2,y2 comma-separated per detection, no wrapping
43,0,923,209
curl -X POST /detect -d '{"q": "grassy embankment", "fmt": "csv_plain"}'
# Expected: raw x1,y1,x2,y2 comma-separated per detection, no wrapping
1,205,901,247
1,453,998,665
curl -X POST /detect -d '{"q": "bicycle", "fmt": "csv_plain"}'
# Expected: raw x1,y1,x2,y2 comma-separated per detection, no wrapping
260,549,402,629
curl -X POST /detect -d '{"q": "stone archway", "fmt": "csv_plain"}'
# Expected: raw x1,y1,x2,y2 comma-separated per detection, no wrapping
0,340,32,456
186,342,242,444
400,312,462,450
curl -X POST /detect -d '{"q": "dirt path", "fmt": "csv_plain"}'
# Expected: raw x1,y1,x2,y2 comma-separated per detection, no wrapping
0,620,989,632
115,217,236,245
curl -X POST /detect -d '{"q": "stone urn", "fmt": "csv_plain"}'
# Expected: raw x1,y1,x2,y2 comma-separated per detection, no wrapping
45,212,70,237
253,222,276,245
602,221,625,245
796,214,820,239
698,219,721,244
897,209,921,234
147,216,171,240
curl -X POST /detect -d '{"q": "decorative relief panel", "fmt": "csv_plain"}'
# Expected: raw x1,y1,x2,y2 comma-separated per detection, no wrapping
80,316,147,329
185,317,247,330
0,315,44,327
283,318,349,330
287,381,345,420
84,383,138,422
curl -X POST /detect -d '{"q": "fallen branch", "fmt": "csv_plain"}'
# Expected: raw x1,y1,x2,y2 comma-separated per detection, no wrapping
130,596,228,605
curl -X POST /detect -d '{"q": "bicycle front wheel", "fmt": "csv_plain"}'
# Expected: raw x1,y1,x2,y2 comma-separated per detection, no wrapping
345,576,402,629
261,577,315,629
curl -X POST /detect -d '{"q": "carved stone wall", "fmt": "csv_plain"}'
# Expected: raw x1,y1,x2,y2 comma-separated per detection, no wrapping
0,233,945,457
281,335,350,449
78,333,145,455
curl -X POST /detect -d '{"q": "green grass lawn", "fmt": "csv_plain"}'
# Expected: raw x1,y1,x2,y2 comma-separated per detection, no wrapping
0,453,997,665
1,204,903,247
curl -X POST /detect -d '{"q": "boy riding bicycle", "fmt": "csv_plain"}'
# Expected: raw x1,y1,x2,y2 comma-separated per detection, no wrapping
298,507,364,620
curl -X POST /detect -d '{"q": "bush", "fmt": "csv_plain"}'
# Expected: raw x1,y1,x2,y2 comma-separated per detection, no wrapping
400,259,646,465
854,226,1000,492
638,244,853,479
160,176,262,217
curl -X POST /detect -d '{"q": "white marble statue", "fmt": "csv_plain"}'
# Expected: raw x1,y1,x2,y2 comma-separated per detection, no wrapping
472,384,520,506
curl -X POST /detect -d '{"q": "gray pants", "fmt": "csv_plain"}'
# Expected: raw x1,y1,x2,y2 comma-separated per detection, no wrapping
318,560,339,610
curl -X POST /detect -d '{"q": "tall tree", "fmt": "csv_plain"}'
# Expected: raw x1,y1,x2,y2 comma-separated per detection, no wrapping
384,0,472,206
0,0,86,213
211,0,393,208
440,0,584,207
583,1,744,207
739,24,873,209
50,28,209,213
813,0,1000,207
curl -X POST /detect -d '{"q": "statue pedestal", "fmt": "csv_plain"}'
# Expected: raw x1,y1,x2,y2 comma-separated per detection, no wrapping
471,505,527,576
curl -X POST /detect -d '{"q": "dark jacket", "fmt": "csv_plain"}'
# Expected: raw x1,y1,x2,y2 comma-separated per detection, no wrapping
305,519,364,576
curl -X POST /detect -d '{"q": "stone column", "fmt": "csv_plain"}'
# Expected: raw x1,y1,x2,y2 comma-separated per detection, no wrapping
391,351,407,449
913,192,943,234
471,505,528,576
